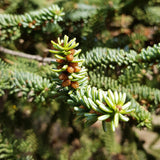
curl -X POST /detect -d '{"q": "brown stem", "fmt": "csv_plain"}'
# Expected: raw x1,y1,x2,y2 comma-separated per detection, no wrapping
0,46,55,63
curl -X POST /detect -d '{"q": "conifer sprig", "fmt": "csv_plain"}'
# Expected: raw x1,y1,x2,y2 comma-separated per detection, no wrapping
70,87,133,132
0,5,64,41
49,35,88,90
50,35,138,132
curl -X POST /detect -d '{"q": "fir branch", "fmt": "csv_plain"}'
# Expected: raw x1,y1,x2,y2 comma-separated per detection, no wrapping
50,35,151,131
89,71,160,106
81,47,138,69
81,43,160,70
0,134,15,159
0,4,64,41
0,5,64,29
0,46,54,63
10,70,57,103
138,43,160,63
0,131,36,160
68,85,151,130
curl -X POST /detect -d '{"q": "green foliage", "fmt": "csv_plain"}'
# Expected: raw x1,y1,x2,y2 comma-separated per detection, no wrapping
81,47,137,68
0,0,160,159
134,6,160,25
0,134,14,159
49,36,145,132
0,56,59,103
0,131,37,160
0,4,64,42
0,0,51,14
0,59,10,96
70,135,101,160
10,70,56,103
66,3,97,22
138,43,160,63
99,123,120,155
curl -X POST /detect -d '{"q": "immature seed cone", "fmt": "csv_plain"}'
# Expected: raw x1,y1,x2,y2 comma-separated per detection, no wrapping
62,79,71,87
56,59,65,64
69,62,78,67
74,66,81,73
66,54,74,61
59,73,68,80
28,23,32,28
70,49,75,55
32,20,36,25
71,81,79,89
79,105,85,109
67,66,74,73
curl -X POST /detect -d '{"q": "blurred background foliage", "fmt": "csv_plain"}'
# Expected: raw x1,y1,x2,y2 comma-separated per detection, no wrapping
0,0,160,159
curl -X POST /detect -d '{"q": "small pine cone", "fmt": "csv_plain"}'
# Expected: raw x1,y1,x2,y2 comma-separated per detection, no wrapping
74,66,81,72
79,105,85,109
32,20,36,25
71,81,79,89
70,49,75,55
28,22,32,28
66,54,74,61
59,73,68,80
69,62,78,67
62,79,71,87
67,66,74,73
56,59,65,64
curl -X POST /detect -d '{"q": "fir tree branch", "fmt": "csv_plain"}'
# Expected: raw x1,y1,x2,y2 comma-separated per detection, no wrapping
0,4,64,41
0,46,55,63
49,35,148,131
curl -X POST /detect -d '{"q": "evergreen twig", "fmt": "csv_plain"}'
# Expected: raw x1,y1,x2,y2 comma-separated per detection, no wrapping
0,46,55,63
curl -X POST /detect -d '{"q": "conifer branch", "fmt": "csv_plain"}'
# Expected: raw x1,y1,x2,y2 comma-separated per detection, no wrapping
0,4,64,41
49,35,148,132
0,46,54,63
